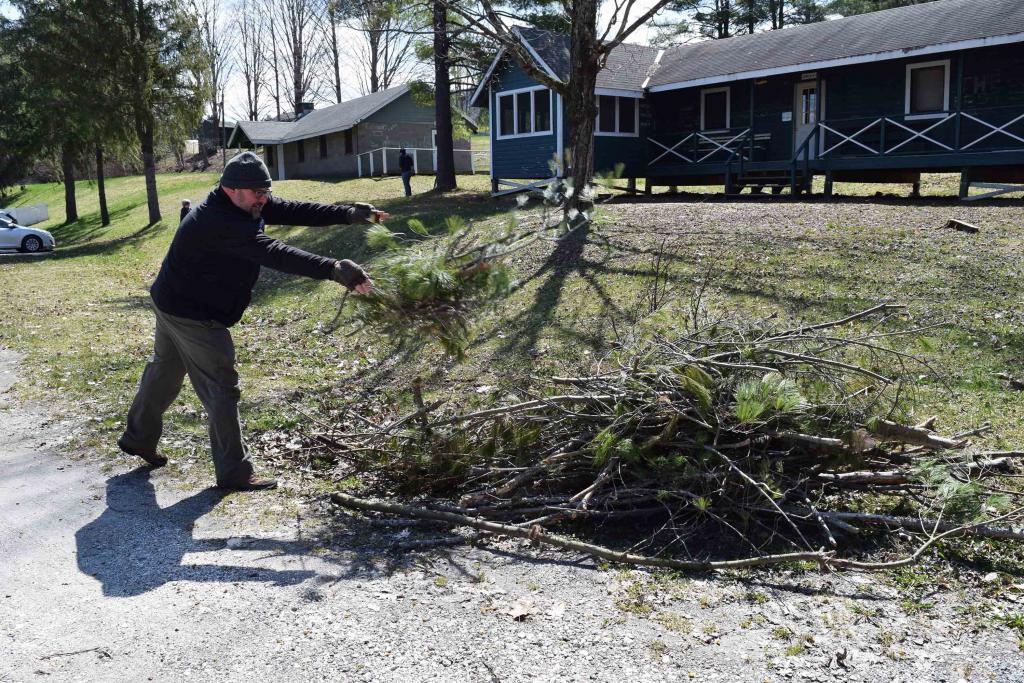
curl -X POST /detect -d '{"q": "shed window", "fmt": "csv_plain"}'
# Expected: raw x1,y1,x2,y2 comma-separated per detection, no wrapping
344,129,353,155
701,87,729,131
906,60,949,118
595,95,639,136
266,146,274,166
297,140,305,163
319,135,328,159
534,91,551,133
496,86,552,138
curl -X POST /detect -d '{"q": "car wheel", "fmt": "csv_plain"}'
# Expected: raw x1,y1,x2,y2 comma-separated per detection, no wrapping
21,236,43,253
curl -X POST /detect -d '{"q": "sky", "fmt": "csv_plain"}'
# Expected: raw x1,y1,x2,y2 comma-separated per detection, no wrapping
1,0,669,123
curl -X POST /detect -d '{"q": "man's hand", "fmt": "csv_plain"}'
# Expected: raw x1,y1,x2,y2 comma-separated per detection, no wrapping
347,202,388,225
331,259,371,292
372,210,390,224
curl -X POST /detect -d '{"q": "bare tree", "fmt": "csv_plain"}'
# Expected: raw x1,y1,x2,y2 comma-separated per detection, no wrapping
336,0,424,94
234,0,267,119
453,0,678,217
193,0,235,145
275,0,323,115
315,0,345,102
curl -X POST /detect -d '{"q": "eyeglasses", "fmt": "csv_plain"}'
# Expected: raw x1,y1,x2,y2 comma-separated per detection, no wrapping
250,189,272,199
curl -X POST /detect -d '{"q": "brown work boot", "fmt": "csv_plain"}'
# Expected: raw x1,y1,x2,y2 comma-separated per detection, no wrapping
117,438,168,468
217,475,278,492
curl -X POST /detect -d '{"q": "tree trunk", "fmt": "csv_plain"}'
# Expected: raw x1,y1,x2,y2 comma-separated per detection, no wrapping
96,146,109,227
565,0,600,222
138,122,161,224
61,145,78,224
747,0,755,33
329,5,341,102
432,0,456,192
369,30,380,92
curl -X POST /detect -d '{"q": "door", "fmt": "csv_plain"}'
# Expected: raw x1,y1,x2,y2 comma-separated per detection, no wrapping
793,81,821,158
0,217,15,249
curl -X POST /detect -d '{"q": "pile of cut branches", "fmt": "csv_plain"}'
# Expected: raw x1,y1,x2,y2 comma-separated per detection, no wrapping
326,302,1024,570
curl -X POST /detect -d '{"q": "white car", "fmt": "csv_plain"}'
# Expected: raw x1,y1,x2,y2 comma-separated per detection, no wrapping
0,214,55,253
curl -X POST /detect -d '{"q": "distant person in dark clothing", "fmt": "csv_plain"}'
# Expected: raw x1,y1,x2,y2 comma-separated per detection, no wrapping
179,199,192,224
398,147,414,197
119,151,389,491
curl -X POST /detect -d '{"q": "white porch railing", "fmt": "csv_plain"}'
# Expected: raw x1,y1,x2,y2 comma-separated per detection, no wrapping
817,107,1024,158
356,146,489,177
647,127,764,166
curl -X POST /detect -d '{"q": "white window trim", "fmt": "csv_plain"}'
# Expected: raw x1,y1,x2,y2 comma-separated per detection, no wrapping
700,86,731,132
495,85,553,140
905,59,950,121
595,94,641,137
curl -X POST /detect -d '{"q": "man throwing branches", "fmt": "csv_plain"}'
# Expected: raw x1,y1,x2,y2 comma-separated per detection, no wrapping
118,151,388,491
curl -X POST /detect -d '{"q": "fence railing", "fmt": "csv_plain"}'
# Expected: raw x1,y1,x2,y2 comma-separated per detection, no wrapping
356,146,490,177
647,126,758,166
815,106,1024,158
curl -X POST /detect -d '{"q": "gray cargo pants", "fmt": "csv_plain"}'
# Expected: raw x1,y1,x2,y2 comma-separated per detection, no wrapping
120,300,253,486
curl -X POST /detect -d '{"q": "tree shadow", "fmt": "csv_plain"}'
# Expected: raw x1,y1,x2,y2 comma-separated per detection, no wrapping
48,205,138,248
75,468,316,597
53,221,171,260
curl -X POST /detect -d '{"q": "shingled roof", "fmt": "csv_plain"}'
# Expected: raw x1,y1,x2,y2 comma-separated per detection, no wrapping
649,0,1024,90
470,27,661,106
229,85,409,146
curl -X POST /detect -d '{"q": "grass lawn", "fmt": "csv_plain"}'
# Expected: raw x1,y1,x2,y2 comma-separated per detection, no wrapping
1,170,1022,492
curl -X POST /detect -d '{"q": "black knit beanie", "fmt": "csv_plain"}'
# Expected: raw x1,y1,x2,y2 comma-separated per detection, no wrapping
221,151,273,189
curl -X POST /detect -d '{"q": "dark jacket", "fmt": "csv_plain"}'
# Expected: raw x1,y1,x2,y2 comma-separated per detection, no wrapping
398,151,414,173
179,206,191,223
151,187,355,326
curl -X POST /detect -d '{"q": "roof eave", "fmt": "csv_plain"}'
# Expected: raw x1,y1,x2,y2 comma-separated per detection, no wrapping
648,31,1024,93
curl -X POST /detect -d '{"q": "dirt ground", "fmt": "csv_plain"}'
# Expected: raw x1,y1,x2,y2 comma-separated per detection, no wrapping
2,343,1024,682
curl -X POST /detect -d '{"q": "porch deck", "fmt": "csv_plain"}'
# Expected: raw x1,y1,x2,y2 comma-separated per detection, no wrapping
643,106,1024,196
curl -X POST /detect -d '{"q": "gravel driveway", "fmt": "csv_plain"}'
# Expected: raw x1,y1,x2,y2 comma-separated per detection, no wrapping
2,324,1023,679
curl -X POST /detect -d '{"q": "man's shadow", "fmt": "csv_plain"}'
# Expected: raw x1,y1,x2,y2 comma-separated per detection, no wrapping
76,467,315,597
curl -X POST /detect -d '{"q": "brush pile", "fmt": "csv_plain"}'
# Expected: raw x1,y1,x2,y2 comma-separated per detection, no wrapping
325,302,1024,569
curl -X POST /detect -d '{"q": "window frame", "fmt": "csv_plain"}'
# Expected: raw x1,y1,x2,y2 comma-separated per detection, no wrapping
297,139,305,163
700,86,731,132
905,59,950,120
319,135,328,159
495,85,553,140
594,94,641,138
266,146,274,166
344,129,353,155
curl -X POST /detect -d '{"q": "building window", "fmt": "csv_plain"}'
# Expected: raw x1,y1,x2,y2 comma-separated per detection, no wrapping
700,87,730,131
495,86,552,139
595,94,639,136
319,135,328,159
906,60,949,119
266,146,274,166
344,129,353,155
297,140,305,163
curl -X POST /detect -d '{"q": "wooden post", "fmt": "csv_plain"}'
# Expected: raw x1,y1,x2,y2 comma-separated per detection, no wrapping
824,170,834,198
959,169,971,199
669,185,678,194
644,180,652,195
911,181,921,198
491,177,499,194
627,177,636,194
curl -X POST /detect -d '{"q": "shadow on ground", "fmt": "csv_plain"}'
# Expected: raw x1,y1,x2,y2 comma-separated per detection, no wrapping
75,467,317,597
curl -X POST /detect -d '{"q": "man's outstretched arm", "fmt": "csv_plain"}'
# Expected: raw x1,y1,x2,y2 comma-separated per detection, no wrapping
262,198,388,226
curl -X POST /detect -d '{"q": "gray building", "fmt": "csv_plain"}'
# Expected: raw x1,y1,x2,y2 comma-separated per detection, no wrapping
228,84,475,180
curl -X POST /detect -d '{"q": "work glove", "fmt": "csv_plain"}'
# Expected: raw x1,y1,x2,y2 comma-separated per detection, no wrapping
331,259,369,290
346,202,378,225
